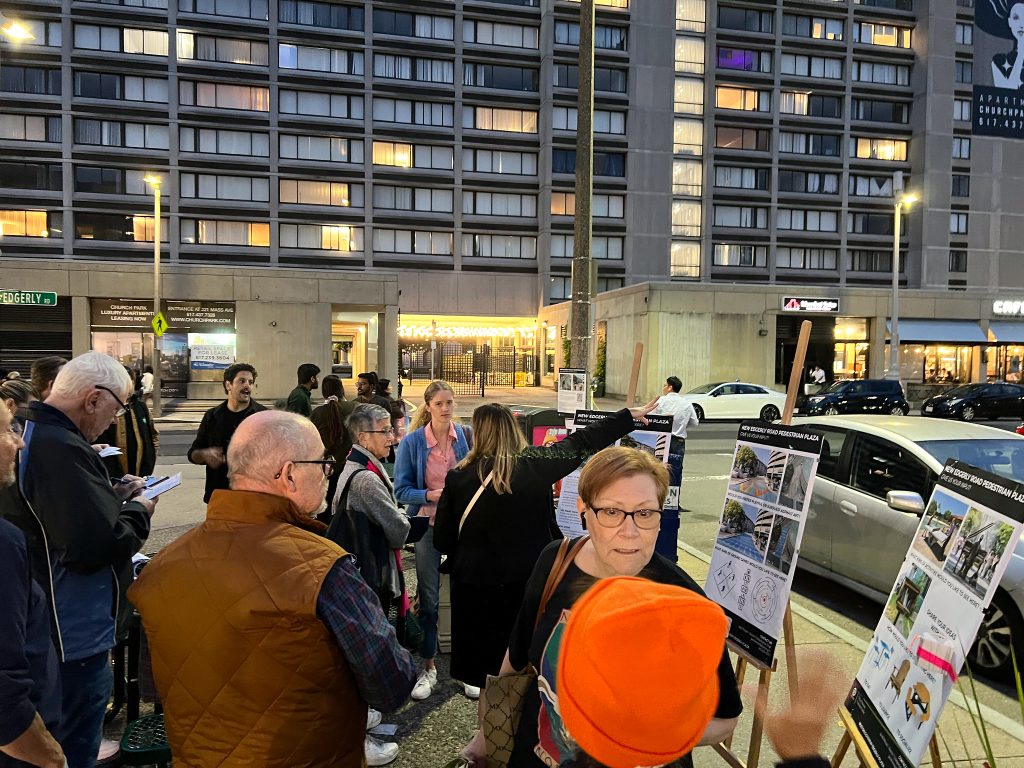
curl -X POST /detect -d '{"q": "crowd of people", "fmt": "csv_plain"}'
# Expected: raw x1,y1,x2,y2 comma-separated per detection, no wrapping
0,352,842,768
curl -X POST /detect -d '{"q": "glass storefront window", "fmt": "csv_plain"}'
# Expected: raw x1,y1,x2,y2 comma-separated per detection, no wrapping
833,342,869,379
884,344,974,383
92,331,152,371
986,345,1024,382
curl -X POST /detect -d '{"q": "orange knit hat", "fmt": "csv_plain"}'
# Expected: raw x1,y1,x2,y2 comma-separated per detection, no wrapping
557,576,729,768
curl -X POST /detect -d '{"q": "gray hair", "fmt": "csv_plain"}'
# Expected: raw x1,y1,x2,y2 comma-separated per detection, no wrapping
347,403,391,442
228,410,321,485
51,352,132,400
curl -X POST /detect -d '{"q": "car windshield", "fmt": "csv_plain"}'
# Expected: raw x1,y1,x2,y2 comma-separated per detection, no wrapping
942,384,986,396
918,439,1024,483
821,380,851,394
688,383,724,395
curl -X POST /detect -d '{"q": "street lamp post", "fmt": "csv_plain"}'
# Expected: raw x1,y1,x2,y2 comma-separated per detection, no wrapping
144,176,163,416
887,191,918,381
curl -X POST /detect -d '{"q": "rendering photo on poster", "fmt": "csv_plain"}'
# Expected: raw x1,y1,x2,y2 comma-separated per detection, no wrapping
973,0,1024,137
705,421,823,666
845,461,1024,768
554,409,672,538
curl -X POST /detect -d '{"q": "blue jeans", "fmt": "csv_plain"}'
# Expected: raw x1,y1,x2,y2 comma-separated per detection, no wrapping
58,651,112,768
415,526,441,660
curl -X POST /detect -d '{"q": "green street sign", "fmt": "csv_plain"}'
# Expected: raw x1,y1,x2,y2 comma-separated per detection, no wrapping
0,290,58,306
152,312,169,337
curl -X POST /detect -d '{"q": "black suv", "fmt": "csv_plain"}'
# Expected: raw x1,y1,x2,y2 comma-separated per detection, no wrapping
802,379,909,416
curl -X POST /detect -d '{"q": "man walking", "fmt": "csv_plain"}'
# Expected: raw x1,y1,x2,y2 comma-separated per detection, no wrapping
16,353,155,768
130,411,416,768
188,363,266,504
286,363,320,417
0,401,65,768
653,376,699,466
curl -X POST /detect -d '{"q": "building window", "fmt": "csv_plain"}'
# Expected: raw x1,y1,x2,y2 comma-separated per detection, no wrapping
950,213,969,234
776,247,838,270
373,10,454,40
954,99,972,122
673,159,703,195
180,127,270,156
675,37,705,74
554,21,627,50
854,23,911,48
75,212,167,242
780,54,841,79
180,173,270,201
7,19,61,46
673,118,702,155
674,77,704,114
463,107,538,133
715,86,769,111
779,92,842,118
1,67,61,95
717,47,772,73
279,134,362,163
553,65,627,93
782,14,844,41
718,6,772,33
671,240,701,278
178,0,269,21
280,44,363,75
467,20,540,48
779,131,840,157
462,192,537,217
280,179,361,207
0,210,57,238
677,0,705,33
714,165,768,190
374,55,454,84
463,149,537,175
716,126,770,151
181,219,270,246
955,23,973,45
949,250,968,272
0,163,62,191
553,107,626,135
550,235,623,260
851,99,909,123
672,200,702,236
373,185,453,213
713,206,767,229
953,137,971,159
955,61,973,83
848,212,900,235
850,137,908,161
373,98,452,127
848,174,894,197
371,141,412,167
463,64,538,91
374,229,453,256
952,174,970,197
549,276,571,301
851,61,910,86
778,170,839,194
179,81,268,111
280,90,362,119
849,249,893,271
176,33,268,65
713,243,767,266
552,150,625,177
279,1,363,31
280,224,363,251
777,208,838,232
0,114,62,142
75,25,169,55
550,192,624,218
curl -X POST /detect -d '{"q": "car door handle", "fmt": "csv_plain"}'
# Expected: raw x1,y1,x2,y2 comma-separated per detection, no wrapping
839,500,858,516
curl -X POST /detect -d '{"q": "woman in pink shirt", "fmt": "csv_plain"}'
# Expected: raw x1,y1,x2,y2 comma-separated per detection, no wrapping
394,380,472,700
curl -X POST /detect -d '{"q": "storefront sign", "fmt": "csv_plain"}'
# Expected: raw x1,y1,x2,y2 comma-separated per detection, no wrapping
92,299,235,330
705,422,823,667
190,344,234,371
91,299,153,327
845,461,1024,768
781,296,840,313
0,290,57,306
993,300,1024,316
973,0,1024,138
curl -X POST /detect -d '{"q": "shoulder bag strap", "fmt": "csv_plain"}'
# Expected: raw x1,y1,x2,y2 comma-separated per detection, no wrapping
457,470,494,537
533,535,590,632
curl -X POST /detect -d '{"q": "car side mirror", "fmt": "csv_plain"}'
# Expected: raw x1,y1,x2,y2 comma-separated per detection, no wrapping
887,491,925,515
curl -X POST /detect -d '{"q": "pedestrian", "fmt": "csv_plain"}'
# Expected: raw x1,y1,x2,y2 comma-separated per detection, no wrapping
29,357,66,401
652,376,699,465
129,411,416,768
98,367,160,479
377,378,407,441
14,352,155,768
459,446,741,767
1,378,37,424
394,380,471,701
809,363,826,394
140,366,154,409
286,363,320,417
356,371,393,411
310,374,356,515
0,398,66,768
433,401,657,701
187,363,266,503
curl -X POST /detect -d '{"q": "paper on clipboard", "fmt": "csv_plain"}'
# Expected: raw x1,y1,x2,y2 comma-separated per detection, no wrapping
142,473,182,500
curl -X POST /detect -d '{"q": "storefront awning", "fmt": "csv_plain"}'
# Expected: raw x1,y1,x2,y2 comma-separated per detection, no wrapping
989,322,1024,343
885,320,986,343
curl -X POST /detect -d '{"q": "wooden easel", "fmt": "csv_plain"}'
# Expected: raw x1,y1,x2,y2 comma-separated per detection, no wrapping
713,320,810,768
830,707,942,768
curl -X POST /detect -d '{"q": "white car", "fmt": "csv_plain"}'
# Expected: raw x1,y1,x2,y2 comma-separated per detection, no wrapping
682,381,787,422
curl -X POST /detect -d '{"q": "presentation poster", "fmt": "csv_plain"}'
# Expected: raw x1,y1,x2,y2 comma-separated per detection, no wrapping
557,368,588,416
554,409,672,538
705,421,823,667
845,461,1024,768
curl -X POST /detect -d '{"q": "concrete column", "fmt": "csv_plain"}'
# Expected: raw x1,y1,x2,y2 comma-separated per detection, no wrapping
869,314,888,379
72,296,91,356
378,305,399,385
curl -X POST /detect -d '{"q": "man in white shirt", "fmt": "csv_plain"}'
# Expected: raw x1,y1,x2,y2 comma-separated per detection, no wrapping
809,364,826,395
653,377,699,467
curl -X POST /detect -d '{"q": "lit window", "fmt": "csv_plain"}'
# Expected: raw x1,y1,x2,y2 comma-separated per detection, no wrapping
372,141,413,167
0,210,50,237
715,86,768,111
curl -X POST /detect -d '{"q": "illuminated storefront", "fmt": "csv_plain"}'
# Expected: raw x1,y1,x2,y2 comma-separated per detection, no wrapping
882,320,986,384
987,322,1024,382
833,318,870,380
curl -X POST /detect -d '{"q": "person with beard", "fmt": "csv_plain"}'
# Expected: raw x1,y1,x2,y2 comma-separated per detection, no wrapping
286,363,320,418
130,411,416,768
187,363,267,504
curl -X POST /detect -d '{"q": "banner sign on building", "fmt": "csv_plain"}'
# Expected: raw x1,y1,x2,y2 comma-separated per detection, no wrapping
554,409,672,539
973,0,1024,138
190,344,235,371
557,368,588,416
780,296,840,313
91,299,235,330
705,421,823,666
845,460,1024,768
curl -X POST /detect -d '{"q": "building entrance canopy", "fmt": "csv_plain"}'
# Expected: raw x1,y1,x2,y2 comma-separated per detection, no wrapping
885,320,986,343
989,323,1024,344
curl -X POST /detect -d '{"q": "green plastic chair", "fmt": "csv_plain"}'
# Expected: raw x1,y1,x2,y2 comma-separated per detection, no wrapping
119,713,171,767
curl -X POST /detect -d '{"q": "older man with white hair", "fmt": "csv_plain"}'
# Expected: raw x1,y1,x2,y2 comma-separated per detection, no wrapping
13,352,155,768
129,410,416,768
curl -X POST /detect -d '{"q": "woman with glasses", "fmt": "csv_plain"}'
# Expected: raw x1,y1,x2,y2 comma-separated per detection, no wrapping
433,401,657,702
458,446,742,768
394,380,471,701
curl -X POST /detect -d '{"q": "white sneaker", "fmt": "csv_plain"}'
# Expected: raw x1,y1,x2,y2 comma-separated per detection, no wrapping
410,667,438,701
365,735,399,767
463,683,481,699
367,708,382,731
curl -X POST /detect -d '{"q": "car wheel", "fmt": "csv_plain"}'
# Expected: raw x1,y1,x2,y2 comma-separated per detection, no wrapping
693,405,704,422
961,405,976,422
760,404,780,422
969,589,1024,679
824,406,840,416
889,405,908,415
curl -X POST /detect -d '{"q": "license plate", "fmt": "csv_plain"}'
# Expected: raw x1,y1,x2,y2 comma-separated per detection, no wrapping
924,405,933,413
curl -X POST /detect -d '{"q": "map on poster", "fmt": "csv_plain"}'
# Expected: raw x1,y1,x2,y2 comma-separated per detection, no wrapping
705,421,823,667
845,460,1024,768
554,409,672,538
557,369,588,416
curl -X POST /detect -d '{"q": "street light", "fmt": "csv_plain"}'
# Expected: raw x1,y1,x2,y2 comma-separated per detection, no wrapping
887,191,919,381
0,18,33,41
144,175,163,417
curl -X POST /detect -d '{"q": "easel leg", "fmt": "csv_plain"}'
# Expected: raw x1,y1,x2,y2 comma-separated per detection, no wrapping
725,657,748,751
928,736,942,768
830,732,851,768
746,667,771,768
782,603,799,698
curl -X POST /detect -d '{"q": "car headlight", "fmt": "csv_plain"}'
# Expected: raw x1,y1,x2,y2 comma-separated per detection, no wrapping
807,396,825,404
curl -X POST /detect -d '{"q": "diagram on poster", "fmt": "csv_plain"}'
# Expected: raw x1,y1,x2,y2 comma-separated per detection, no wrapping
704,421,823,667
845,460,1024,768
554,410,673,539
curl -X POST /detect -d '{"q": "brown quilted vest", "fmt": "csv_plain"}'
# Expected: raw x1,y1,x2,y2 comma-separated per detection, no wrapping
128,490,367,768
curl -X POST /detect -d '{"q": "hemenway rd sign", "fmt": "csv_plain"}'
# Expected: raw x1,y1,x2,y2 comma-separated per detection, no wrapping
781,296,840,313
0,290,57,306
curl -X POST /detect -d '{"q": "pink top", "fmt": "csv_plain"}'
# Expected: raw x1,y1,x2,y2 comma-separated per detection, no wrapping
420,420,458,524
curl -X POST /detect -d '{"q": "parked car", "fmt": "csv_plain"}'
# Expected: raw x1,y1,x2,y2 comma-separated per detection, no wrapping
801,379,909,416
922,383,1024,421
681,381,787,422
798,415,1024,677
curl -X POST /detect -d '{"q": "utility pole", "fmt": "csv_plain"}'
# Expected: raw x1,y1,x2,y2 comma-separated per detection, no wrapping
569,0,595,370
144,176,163,417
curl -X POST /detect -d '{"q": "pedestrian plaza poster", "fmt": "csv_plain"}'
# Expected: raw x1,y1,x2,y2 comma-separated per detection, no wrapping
557,368,588,416
705,421,823,667
554,409,672,538
845,461,1024,768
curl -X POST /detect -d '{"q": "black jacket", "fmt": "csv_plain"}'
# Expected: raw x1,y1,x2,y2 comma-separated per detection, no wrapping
187,399,268,502
98,394,158,478
434,409,634,585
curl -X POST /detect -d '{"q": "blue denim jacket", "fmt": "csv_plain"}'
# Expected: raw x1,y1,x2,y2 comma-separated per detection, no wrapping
393,424,470,517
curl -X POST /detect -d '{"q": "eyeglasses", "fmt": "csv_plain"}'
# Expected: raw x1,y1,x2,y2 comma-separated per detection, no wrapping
590,507,663,530
95,385,128,417
275,457,337,479
363,427,396,436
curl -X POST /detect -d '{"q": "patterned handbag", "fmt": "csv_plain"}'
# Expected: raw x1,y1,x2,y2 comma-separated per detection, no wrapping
481,536,589,766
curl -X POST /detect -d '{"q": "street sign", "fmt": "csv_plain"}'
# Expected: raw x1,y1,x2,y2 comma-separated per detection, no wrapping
0,290,58,306
152,311,168,337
